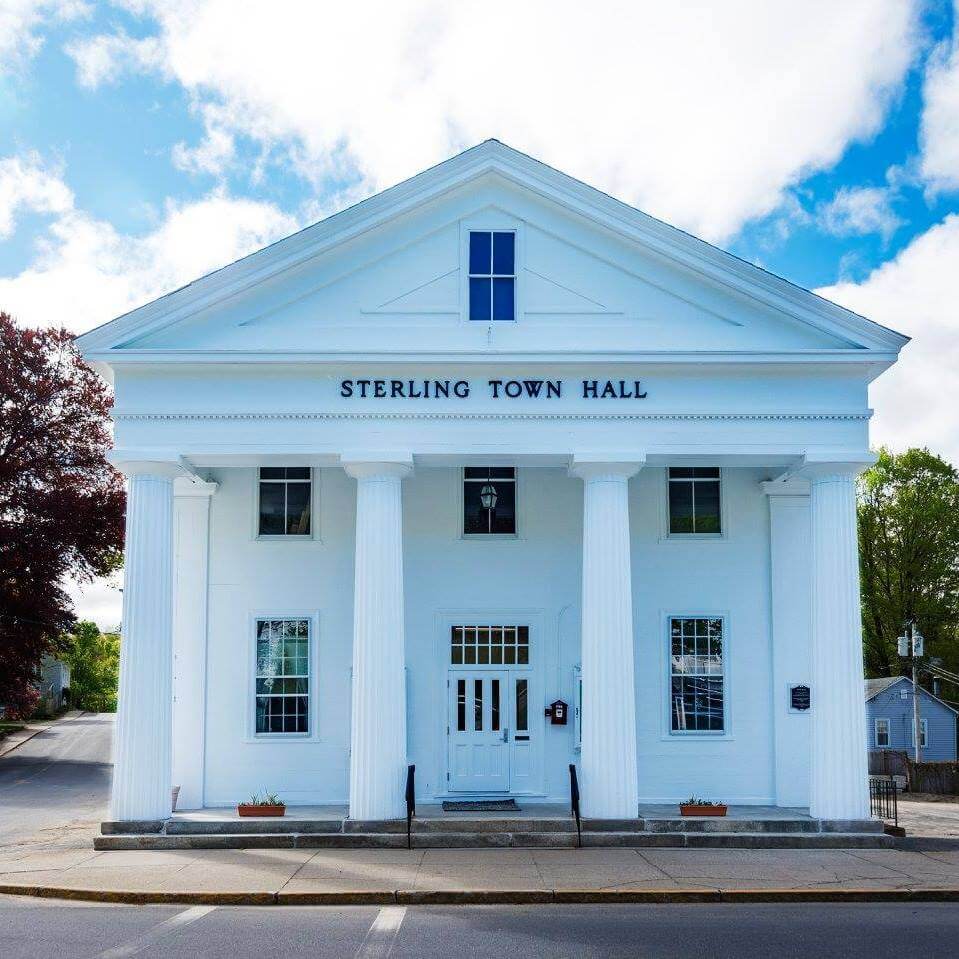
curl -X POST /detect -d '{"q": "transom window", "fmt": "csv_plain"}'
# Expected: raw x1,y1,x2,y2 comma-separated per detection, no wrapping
464,467,516,535
667,467,721,535
451,625,529,665
255,618,310,734
669,617,725,733
258,467,312,536
875,718,890,747
468,231,515,321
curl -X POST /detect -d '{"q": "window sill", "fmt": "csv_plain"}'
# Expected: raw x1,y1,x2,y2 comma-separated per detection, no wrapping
659,533,726,544
255,535,321,543
245,735,320,744
659,733,734,742
459,533,523,542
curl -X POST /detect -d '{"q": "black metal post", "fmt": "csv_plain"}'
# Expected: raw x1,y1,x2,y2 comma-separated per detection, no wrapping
569,764,581,848
405,764,416,850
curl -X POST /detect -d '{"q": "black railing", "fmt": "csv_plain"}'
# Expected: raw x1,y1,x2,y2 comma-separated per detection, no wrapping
405,764,416,850
869,777,898,828
569,763,582,848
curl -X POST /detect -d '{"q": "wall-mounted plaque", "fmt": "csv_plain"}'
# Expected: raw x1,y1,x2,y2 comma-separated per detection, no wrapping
790,685,811,711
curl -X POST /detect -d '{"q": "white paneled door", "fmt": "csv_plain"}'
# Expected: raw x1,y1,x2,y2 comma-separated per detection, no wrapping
448,671,510,792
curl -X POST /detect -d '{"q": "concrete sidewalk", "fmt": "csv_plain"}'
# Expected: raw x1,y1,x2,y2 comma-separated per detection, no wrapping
2,828,958,904
0,710,85,758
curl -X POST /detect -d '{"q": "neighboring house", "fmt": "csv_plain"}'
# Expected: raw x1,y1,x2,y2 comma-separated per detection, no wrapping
866,676,958,762
38,656,70,713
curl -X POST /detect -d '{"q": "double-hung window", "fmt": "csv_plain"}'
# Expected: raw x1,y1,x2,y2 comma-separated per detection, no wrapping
920,719,928,748
875,718,890,747
669,617,725,733
258,467,312,536
463,467,516,535
667,468,722,535
255,618,310,734
468,231,515,321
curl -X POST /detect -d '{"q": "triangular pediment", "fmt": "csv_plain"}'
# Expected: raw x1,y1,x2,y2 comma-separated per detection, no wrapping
77,141,908,361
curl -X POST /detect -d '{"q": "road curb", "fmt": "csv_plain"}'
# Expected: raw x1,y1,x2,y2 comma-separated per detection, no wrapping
2,884,958,906
0,711,86,759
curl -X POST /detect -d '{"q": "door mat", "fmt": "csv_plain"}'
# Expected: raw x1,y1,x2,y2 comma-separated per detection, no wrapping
442,800,520,812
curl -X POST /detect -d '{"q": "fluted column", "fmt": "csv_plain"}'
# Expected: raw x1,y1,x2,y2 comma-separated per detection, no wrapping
344,457,412,821
808,466,870,820
570,457,644,819
110,459,182,821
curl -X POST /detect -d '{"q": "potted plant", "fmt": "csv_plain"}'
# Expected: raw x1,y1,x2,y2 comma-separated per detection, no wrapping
237,792,286,817
679,795,727,817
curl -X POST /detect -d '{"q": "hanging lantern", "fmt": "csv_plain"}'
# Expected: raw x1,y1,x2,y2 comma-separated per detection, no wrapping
480,483,498,510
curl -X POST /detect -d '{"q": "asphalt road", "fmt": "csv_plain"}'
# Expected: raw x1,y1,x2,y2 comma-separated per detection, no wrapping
1,900,957,958
0,712,112,845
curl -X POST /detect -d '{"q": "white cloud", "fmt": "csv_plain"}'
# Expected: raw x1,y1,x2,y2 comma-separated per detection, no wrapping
817,215,959,465
66,572,122,632
919,1,959,192
68,0,921,241
64,29,164,87
0,153,74,239
0,166,298,332
0,0,89,72
816,185,903,241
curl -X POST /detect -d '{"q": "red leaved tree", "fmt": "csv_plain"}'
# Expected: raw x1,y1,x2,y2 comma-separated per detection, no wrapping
0,313,125,704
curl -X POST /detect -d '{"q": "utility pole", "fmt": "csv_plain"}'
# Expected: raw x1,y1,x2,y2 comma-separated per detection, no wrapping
898,622,925,762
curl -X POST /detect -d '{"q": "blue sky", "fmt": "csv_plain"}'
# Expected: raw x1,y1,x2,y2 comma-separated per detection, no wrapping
1,1,957,626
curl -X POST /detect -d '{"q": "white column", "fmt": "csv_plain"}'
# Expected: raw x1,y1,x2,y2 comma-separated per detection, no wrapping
762,480,812,808
171,478,217,811
344,457,412,821
808,466,870,821
570,457,643,819
110,461,181,821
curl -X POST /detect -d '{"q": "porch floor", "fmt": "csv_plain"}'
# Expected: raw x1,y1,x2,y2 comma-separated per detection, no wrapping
170,803,816,823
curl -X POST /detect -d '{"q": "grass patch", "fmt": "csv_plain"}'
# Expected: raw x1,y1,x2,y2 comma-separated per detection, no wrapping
0,722,26,741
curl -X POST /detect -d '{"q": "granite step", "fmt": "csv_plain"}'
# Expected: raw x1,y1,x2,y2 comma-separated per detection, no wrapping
93,830,895,851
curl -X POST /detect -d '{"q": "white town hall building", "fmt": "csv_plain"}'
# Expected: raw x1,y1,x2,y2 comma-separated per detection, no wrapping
78,141,907,827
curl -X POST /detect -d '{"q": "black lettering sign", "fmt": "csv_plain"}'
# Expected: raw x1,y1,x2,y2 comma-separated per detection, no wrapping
790,685,811,711
338,378,646,401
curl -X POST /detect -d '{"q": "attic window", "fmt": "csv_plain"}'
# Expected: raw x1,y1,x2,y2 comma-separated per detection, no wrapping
469,231,515,321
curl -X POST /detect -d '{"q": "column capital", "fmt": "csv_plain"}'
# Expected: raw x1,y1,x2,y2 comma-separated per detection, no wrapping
173,477,218,497
569,452,645,481
341,452,414,481
107,449,193,480
797,450,876,483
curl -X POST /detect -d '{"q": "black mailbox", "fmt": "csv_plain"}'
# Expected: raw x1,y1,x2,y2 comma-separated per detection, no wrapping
546,700,568,725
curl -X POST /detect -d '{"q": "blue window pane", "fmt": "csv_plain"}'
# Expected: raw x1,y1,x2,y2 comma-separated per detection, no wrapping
469,232,491,275
492,232,514,275
469,277,491,321
492,277,514,321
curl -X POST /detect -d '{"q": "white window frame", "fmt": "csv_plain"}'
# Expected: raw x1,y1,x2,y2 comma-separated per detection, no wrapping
459,219,524,324
665,613,729,738
459,467,520,539
920,718,928,748
663,467,725,540
874,718,890,748
250,613,318,741
254,467,317,541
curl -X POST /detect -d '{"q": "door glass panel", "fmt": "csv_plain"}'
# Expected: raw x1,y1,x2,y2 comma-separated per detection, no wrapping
515,678,528,731
457,679,466,732
474,679,483,731
491,679,500,731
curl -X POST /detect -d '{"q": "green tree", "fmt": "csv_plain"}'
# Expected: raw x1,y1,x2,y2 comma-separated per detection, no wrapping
858,448,959,680
63,620,120,712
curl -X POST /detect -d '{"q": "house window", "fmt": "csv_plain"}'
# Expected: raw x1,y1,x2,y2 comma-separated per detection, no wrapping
463,467,516,534
450,625,529,665
875,718,890,747
469,231,515,321
258,467,311,536
255,618,310,734
669,617,725,732
920,719,928,748
667,468,722,535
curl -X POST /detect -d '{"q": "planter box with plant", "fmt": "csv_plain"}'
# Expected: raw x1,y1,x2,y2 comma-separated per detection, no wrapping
679,796,727,817
237,792,286,817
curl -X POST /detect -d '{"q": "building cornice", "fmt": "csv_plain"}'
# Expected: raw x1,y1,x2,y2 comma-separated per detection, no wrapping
113,409,872,423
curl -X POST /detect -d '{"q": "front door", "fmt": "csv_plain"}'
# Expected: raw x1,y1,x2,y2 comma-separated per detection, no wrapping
448,671,509,792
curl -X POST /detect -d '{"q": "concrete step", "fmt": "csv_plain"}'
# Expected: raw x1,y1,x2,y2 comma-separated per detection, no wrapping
94,830,895,851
